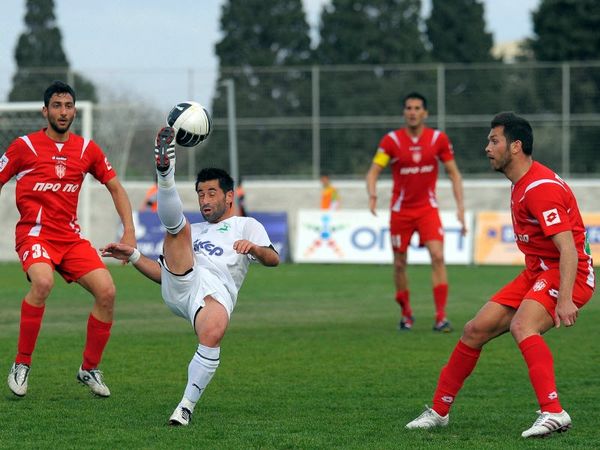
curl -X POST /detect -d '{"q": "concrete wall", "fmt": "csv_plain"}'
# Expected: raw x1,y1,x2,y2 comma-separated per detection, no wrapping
1,178,599,261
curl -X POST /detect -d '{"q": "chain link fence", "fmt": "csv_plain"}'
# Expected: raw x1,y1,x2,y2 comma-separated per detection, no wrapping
1,61,599,180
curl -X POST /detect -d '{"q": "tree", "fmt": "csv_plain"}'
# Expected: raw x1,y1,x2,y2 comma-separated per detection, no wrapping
426,0,494,63
9,0,96,102
316,0,428,65
529,0,600,173
313,0,430,175
203,0,313,177
530,0,600,61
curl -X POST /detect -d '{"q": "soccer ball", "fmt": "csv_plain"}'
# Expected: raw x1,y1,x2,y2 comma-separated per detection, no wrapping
166,101,212,147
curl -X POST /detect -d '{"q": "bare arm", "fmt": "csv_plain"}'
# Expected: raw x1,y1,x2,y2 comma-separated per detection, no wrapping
443,159,466,235
365,163,384,216
551,230,579,328
105,177,136,247
100,242,162,283
233,240,280,267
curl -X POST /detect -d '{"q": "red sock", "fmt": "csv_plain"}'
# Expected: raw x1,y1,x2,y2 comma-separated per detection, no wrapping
432,340,481,416
433,283,448,323
16,300,46,365
519,335,562,413
82,314,112,370
395,290,412,317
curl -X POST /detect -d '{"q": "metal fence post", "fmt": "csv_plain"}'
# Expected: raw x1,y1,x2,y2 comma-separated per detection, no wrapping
188,68,195,180
437,64,446,131
561,62,571,177
312,65,320,179
223,79,239,185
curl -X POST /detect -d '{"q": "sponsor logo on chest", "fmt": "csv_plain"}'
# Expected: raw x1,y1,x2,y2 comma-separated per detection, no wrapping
193,239,224,256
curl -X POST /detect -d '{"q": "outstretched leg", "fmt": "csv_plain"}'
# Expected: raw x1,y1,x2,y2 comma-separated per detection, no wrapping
406,302,513,429
154,127,194,274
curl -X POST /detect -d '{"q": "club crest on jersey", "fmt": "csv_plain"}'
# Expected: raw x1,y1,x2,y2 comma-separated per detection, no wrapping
533,279,547,292
217,222,231,233
55,161,66,179
412,152,422,163
542,208,561,226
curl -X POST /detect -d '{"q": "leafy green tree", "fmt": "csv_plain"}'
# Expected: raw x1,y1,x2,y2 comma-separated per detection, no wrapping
201,0,313,177
312,0,431,175
9,0,96,102
530,0,600,61
529,0,600,173
316,0,428,65
426,0,494,63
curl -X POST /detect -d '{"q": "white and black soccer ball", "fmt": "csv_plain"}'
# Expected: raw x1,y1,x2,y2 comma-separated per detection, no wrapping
166,101,212,147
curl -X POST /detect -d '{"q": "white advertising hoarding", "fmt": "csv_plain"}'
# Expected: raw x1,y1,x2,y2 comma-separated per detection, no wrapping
294,209,473,264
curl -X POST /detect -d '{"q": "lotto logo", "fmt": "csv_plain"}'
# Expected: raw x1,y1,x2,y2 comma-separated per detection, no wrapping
542,208,561,226
0,154,8,172
548,391,558,400
441,395,454,404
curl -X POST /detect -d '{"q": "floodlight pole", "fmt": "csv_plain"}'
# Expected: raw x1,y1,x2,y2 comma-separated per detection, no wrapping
222,79,239,185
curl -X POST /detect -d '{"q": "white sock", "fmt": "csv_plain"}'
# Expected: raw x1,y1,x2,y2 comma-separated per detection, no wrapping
181,344,220,410
156,164,175,189
157,184,186,234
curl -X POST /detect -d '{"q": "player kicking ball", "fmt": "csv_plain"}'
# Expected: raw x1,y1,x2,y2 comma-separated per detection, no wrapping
101,127,279,425
405,113,594,438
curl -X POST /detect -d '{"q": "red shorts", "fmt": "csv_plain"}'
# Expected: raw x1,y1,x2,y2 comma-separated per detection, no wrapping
16,238,106,283
490,268,594,316
390,206,444,252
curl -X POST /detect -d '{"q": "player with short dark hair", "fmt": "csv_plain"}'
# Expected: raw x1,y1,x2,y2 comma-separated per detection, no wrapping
366,92,466,332
1,80,136,397
406,112,595,438
101,127,279,426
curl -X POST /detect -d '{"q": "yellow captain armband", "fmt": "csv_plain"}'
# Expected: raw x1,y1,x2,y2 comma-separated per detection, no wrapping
372,150,390,168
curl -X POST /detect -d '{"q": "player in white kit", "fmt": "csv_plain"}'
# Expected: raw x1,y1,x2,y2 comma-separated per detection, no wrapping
101,127,279,426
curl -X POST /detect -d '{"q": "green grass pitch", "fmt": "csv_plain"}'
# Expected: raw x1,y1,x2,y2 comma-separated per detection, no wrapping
0,262,598,449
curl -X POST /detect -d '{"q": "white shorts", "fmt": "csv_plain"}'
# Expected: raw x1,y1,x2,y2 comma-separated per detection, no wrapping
159,256,234,327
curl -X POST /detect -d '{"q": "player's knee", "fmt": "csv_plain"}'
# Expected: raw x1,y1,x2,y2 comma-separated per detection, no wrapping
393,257,407,272
30,276,54,300
198,327,226,347
508,317,530,342
430,252,444,267
462,319,487,344
94,283,116,310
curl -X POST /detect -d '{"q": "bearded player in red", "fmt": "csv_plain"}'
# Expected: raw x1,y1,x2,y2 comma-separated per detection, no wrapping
0,81,136,398
406,112,594,438
366,92,466,332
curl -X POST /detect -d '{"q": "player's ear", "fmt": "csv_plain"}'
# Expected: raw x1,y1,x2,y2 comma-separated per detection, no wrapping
511,140,522,154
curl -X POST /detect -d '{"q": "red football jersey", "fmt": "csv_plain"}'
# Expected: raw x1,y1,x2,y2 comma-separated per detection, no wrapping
511,161,594,285
375,127,454,211
0,129,116,245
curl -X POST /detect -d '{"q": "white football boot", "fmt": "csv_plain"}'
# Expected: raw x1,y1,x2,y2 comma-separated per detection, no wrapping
169,405,193,426
77,366,111,397
406,405,449,429
8,363,30,397
521,410,572,438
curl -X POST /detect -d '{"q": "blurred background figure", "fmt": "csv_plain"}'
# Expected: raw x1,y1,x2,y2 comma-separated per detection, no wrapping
235,177,247,217
141,175,158,212
320,174,340,210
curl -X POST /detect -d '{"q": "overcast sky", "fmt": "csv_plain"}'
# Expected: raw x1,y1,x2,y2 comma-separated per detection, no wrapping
0,0,540,111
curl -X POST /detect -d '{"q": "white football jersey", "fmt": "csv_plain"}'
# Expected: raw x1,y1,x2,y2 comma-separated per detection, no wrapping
190,216,273,304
